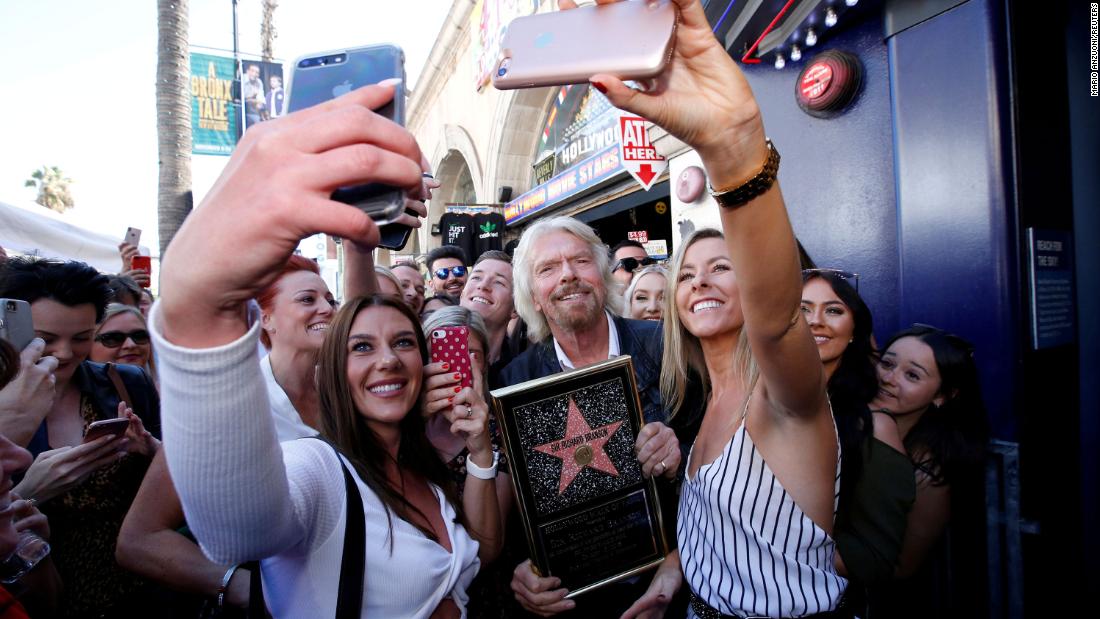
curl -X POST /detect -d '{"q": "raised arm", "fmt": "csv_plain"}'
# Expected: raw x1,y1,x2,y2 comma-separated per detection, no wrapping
116,450,251,606
153,81,424,560
589,0,824,417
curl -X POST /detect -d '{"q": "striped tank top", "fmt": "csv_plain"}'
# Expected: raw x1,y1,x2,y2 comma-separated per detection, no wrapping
677,390,846,618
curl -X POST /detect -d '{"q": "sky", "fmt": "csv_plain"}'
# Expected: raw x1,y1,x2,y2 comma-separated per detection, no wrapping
0,0,451,253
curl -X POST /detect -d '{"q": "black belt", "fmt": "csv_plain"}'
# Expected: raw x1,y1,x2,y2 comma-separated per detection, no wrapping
690,593,850,619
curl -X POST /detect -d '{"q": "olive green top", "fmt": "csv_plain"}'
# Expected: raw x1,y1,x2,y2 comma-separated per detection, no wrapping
834,435,917,584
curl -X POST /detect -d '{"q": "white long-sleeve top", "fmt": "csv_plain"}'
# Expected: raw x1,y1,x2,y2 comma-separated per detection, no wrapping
151,303,480,618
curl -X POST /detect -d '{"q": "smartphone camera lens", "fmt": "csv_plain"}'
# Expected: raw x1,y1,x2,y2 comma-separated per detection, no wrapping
4,301,13,312
497,58,510,77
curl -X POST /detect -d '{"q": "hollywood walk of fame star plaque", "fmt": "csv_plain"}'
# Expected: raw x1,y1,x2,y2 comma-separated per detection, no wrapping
490,356,668,597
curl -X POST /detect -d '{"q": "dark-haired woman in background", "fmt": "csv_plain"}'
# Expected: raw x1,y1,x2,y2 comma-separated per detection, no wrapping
0,257,160,617
800,271,915,595
865,325,988,617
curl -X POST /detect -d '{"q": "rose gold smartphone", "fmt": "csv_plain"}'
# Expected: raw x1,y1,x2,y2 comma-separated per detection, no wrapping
83,418,131,443
492,0,678,90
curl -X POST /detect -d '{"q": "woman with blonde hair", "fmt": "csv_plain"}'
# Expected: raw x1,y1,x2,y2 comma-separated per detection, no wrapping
90,303,156,381
660,227,846,618
623,264,668,322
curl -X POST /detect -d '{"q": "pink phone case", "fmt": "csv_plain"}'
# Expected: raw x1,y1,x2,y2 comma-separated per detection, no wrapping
492,0,678,89
430,326,474,391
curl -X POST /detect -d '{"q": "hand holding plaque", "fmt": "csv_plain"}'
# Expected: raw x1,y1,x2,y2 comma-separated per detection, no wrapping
492,356,669,598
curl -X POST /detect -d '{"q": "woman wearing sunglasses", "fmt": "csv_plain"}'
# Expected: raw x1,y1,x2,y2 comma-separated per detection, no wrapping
90,304,155,382
800,270,915,604
624,264,669,322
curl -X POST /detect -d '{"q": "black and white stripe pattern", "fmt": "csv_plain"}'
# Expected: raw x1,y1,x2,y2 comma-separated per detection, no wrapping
678,411,846,618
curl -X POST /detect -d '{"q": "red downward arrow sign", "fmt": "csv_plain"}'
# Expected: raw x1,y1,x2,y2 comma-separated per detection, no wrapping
636,164,656,187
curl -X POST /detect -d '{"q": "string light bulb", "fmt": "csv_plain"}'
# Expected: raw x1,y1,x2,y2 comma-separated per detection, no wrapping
805,28,818,47
825,7,838,27
846,0,858,6
790,44,802,61
774,53,786,69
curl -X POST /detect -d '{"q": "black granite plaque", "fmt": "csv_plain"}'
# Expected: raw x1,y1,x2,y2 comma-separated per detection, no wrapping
491,356,668,597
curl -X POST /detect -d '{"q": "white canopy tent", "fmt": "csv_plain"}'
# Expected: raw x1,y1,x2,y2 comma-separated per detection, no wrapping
0,199,149,273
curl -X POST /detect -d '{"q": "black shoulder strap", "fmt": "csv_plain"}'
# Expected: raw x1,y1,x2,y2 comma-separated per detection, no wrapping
332,442,366,619
246,437,365,618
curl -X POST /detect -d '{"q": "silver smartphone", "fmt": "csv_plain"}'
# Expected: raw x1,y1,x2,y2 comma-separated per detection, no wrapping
492,1,678,90
286,44,408,225
0,299,35,352
124,227,141,247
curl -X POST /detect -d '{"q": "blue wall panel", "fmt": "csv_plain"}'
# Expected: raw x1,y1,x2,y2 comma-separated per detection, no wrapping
888,0,1019,438
741,18,901,345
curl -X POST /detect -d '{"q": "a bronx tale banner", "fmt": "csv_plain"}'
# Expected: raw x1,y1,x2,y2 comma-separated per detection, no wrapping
190,53,239,156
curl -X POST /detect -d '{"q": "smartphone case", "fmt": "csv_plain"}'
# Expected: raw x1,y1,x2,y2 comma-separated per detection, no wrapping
0,299,35,352
286,44,408,225
492,0,678,89
84,418,130,442
430,326,474,391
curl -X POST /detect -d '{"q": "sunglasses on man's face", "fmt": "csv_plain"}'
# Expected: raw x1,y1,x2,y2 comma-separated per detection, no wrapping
614,256,658,273
434,265,467,280
95,329,151,348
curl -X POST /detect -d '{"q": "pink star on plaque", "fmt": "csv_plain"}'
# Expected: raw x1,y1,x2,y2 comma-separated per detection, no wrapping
533,398,624,494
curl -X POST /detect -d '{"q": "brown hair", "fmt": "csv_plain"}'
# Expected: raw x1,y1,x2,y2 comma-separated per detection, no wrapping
474,250,512,266
256,255,322,348
316,294,463,547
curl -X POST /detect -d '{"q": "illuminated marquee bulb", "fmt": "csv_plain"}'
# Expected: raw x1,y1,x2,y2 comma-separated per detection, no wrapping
790,44,802,61
805,28,818,47
825,7,838,27
774,53,786,69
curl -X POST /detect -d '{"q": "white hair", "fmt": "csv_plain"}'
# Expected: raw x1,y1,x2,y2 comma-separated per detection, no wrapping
512,216,624,342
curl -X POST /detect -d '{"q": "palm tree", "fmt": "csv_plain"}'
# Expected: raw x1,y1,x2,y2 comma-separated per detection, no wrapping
156,0,193,257
24,165,75,213
261,0,278,62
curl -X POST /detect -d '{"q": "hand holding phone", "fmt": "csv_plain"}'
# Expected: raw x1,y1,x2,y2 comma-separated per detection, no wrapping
83,418,131,443
124,227,142,248
430,326,474,392
130,256,152,288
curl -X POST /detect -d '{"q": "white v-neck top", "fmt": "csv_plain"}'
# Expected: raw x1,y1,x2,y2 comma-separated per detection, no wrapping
678,395,846,618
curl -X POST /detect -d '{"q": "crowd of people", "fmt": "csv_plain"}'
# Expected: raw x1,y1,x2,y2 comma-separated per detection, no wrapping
0,1,990,617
